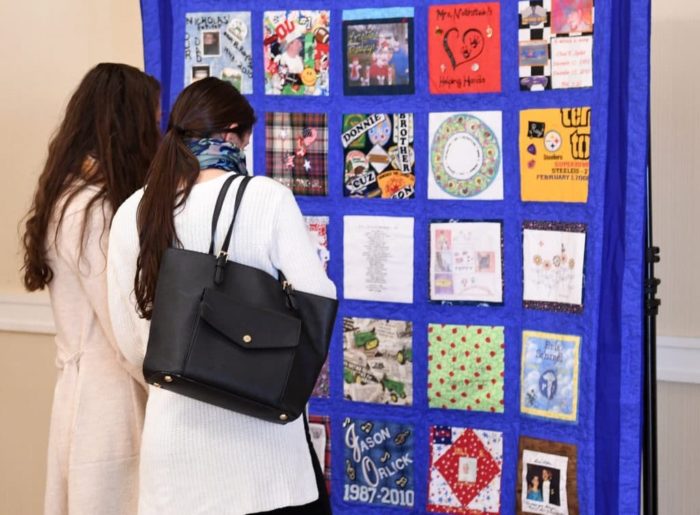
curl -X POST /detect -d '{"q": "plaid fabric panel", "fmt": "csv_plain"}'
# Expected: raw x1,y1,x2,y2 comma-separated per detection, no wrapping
309,414,331,493
265,112,328,195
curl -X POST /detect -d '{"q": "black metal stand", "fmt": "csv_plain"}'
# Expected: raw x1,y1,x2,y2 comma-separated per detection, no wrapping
643,121,660,515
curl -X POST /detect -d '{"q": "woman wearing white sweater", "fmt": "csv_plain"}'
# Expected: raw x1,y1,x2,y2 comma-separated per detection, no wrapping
21,63,161,514
107,78,335,514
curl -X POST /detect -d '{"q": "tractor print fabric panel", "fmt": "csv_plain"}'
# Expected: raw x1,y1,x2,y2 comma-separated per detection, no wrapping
343,317,413,406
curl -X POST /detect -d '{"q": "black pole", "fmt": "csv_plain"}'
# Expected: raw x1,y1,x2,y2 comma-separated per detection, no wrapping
643,109,660,514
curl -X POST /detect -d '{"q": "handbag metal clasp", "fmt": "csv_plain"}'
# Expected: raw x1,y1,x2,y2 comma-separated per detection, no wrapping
282,280,297,310
214,251,228,285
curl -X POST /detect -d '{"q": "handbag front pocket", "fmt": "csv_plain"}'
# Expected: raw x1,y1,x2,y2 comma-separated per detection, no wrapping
183,288,301,407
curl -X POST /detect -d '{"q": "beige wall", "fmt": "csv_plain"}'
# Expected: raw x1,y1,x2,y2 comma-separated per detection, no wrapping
658,382,700,515
0,332,55,515
0,0,698,514
0,0,144,293
650,1,700,513
651,0,700,338
0,0,143,513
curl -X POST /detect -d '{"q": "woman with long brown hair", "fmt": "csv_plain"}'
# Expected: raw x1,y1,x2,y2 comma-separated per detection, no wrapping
21,63,161,514
107,78,335,513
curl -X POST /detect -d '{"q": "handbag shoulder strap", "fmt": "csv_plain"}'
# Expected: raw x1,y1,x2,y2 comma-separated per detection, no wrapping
208,174,238,255
209,175,288,289
218,175,253,256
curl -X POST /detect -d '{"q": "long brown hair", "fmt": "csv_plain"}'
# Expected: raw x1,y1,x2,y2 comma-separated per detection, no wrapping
135,77,256,319
22,63,161,291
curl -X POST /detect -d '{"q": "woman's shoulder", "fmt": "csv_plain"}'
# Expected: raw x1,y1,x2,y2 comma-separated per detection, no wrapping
54,182,105,220
190,174,288,201
113,188,144,225
110,188,144,248
49,184,109,248
244,177,300,225
247,175,291,198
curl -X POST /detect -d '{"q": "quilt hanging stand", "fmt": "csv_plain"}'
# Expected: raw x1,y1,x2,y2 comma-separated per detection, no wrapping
643,111,660,515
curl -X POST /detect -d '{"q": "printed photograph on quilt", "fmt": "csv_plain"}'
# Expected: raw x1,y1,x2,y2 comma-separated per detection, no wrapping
427,324,505,413
517,437,579,515
428,112,503,200
428,426,503,514
343,417,415,508
520,107,591,202
184,11,253,93
342,8,415,95
429,221,503,304
263,10,330,95
518,0,594,91
343,317,413,406
304,215,330,398
342,113,415,199
428,3,501,94
265,112,328,195
521,331,581,422
522,221,587,313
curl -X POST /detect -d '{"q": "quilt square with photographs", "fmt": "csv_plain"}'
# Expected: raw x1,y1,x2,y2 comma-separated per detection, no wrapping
343,317,413,406
343,113,415,199
305,215,330,398
304,216,330,270
428,112,503,200
522,221,586,313
521,331,581,422
263,10,330,96
518,0,594,91
428,324,505,413
430,221,503,304
343,417,415,509
428,3,502,94
184,11,253,93
265,112,328,196
518,437,579,515
428,426,503,514
309,414,332,493
343,8,415,96
520,107,591,203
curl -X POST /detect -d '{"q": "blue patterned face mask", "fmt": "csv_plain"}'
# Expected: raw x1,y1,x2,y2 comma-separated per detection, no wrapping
186,138,248,174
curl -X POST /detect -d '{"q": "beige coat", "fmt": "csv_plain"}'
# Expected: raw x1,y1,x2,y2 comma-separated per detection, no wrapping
44,186,147,515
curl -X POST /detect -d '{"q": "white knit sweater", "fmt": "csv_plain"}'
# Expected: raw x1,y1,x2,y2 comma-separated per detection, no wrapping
107,173,336,515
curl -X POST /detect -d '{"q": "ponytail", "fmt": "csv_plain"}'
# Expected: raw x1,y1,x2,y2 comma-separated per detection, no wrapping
134,128,199,319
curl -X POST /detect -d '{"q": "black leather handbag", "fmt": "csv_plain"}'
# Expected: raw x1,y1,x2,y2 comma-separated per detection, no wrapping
143,174,338,424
